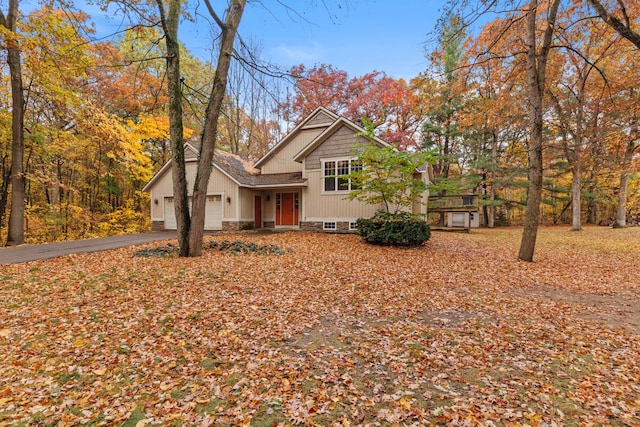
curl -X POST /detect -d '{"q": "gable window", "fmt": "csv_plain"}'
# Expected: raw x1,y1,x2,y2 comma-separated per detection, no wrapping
323,158,361,192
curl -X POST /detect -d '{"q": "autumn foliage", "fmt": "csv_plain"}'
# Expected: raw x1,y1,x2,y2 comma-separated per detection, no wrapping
1,227,639,425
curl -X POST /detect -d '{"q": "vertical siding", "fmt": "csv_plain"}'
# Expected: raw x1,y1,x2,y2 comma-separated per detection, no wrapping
303,170,380,220
260,128,325,174
240,189,255,220
149,162,240,221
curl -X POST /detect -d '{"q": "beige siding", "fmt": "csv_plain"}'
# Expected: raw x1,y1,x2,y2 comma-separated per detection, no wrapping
149,162,240,221
306,111,335,127
239,188,255,220
305,125,370,170
260,128,325,174
302,170,380,220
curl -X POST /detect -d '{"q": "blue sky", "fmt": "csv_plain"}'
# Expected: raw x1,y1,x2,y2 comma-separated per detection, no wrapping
19,0,445,81
179,0,446,81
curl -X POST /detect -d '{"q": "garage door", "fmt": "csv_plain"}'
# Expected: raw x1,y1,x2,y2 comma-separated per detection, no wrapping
204,195,223,230
164,197,177,230
163,195,223,230
451,212,467,227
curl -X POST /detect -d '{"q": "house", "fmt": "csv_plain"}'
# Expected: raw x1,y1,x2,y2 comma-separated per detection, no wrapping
142,107,431,232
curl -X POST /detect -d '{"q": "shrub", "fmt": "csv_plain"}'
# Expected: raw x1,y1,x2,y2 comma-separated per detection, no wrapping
356,212,430,247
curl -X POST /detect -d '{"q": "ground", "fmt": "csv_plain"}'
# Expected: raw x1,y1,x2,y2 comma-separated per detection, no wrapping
0,227,639,426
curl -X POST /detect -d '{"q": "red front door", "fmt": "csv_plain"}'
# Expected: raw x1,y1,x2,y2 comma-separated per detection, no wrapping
276,193,299,226
254,195,262,228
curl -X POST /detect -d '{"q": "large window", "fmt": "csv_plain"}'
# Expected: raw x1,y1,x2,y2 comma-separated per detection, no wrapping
323,158,361,192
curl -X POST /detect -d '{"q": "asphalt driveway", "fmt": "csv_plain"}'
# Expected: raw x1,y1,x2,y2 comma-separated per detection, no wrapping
0,231,177,265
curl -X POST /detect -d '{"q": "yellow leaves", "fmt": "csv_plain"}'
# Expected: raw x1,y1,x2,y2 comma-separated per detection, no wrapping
1,229,640,425
0,328,11,338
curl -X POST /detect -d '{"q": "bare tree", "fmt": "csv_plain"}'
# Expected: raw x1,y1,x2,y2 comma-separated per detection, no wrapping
0,0,25,246
518,0,562,261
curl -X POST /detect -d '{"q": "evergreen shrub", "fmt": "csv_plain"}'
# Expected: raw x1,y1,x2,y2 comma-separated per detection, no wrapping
356,211,430,247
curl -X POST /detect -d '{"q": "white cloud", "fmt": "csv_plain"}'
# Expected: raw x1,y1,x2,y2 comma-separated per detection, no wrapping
272,41,325,64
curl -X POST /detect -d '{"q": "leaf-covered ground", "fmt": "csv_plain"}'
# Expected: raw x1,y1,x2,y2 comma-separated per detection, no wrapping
1,227,639,426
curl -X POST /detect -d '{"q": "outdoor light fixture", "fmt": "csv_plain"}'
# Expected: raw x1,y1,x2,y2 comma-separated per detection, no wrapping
266,195,270,201
226,196,231,203
154,199,158,205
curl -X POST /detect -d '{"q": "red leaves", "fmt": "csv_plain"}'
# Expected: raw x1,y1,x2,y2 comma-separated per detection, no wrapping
0,228,639,425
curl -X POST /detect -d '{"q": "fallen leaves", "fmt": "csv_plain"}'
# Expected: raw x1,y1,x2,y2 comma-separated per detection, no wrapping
0,227,639,425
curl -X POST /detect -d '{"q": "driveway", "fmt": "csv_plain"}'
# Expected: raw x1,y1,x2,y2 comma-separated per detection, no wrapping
0,231,177,265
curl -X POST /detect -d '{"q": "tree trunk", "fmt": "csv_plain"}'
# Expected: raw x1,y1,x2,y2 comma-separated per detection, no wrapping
156,0,190,256
487,131,498,228
2,0,26,246
518,0,561,262
614,137,637,228
188,0,246,256
570,160,581,230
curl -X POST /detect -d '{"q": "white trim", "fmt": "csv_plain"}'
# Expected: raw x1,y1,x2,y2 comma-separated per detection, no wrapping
321,157,360,193
292,116,391,163
323,221,337,230
254,107,339,168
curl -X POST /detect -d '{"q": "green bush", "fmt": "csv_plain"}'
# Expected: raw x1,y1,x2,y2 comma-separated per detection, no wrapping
356,212,430,247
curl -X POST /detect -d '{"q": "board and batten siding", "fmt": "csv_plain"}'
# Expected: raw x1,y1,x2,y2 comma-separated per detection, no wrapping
260,128,326,174
239,188,256,220
305,125,370,170
303,170,380,220
149,162,239,221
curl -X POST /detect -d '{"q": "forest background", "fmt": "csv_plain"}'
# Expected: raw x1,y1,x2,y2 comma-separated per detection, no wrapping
0,0,638,244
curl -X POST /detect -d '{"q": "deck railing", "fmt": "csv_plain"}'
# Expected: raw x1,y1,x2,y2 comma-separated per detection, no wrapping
428,194,479,211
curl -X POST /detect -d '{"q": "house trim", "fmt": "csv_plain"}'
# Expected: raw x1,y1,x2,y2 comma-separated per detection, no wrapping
254,106,339,168
292,116,390,163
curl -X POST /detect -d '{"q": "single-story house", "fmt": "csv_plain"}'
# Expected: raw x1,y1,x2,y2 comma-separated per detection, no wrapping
142,107,431,232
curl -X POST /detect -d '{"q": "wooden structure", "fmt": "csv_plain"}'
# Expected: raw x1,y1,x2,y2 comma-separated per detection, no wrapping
428,195,480,232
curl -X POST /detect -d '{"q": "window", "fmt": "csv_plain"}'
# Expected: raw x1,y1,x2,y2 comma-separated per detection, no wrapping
323,221,337,230
349,222,358,231
323,158,360,192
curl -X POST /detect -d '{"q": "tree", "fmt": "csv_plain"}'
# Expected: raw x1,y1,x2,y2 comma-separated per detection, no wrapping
0,0,25,245
188,0,246,256
282,65,421,148
347,118,432,215
517,0,562,261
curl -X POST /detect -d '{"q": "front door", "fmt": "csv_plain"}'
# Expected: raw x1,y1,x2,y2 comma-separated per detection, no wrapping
254,195,262,228
276,192,299,226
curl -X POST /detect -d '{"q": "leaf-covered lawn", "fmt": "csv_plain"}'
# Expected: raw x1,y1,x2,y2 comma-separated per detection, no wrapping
1,227,639,426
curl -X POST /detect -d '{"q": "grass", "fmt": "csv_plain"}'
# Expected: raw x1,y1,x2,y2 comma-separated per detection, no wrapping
0,227,639,426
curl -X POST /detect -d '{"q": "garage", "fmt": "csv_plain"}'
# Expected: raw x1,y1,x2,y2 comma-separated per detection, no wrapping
164,195,223,230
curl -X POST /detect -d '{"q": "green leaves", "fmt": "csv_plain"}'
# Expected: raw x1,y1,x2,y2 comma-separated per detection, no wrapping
347,119,434,215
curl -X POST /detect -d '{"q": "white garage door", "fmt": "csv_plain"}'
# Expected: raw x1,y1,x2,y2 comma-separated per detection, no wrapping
163,195,223,230
164,197,177,230
451,212,467,227
204,195,223,230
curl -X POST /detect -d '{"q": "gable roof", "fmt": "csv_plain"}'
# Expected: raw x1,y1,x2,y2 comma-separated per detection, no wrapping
253,106,339,169
143,143,307,191
292,116,391,163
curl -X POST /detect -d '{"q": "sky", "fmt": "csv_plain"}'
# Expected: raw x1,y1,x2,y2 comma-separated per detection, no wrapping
17,0,447,81
177,0,447,81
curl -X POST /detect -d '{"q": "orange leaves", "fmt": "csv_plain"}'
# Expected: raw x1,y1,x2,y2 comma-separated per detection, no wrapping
1,228,640,425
